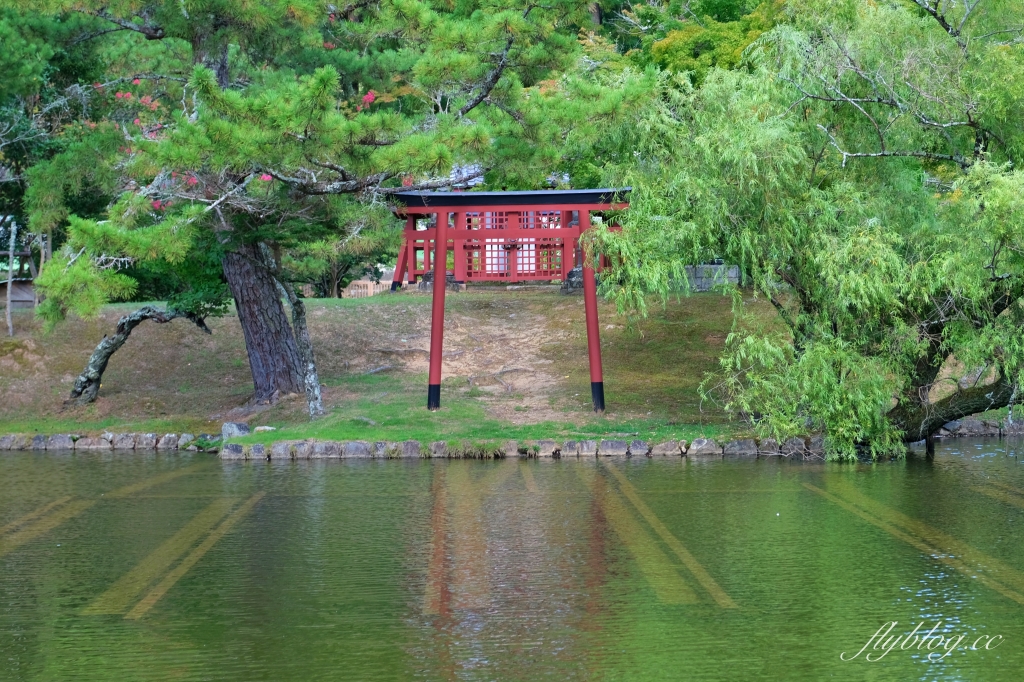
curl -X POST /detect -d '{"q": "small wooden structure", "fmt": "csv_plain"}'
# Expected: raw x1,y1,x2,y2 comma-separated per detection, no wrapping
0,278,34,310
344,280,388,298
390,188,630,412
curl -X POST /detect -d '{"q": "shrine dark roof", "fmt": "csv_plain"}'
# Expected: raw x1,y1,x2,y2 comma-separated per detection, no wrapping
392,188,630,208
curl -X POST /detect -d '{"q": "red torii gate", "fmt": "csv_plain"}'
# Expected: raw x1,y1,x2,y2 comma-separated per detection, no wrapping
390,189,630,413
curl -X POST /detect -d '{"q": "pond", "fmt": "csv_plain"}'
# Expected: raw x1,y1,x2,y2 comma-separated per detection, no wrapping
2,439,1024,681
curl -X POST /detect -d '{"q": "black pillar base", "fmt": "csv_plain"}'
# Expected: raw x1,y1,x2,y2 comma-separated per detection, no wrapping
427,383,441,410
390,281,400,291
591,381,605,413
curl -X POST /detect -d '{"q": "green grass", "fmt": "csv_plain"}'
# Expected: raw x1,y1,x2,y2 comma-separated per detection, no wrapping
231,372,733,447
0,416,216,437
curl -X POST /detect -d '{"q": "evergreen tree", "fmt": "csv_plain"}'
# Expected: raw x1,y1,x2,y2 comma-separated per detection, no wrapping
12,0,645,416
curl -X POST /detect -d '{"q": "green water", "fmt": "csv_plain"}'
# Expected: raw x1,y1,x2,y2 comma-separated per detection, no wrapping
2,439,1024,681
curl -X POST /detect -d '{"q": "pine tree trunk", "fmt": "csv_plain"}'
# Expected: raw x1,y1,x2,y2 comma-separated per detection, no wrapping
221,242,305,402
69,306,211,405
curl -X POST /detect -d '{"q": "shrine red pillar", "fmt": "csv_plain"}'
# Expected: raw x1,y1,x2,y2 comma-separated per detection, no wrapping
580,210,605,412
427,212,450,410
453,211,467,284
391,216,414,291
560,210,572,279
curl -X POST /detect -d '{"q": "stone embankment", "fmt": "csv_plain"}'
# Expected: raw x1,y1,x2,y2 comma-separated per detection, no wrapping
219,436,819,460
0,432,209,452
2,418,1020,459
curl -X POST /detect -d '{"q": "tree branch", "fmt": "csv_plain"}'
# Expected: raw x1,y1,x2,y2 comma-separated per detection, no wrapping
817,125,968,168
86,9,166,40
457,35,515,118
67,305,210,405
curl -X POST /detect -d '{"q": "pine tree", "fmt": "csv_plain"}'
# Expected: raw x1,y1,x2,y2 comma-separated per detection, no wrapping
11,0,647,416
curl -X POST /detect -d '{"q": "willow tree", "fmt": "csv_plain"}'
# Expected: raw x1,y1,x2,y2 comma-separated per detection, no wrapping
16,0,645,416
595,0,1024,457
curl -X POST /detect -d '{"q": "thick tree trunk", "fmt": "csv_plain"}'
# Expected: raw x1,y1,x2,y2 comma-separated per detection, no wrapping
889,374,1016,442
69,306,211,405
222,242,305,402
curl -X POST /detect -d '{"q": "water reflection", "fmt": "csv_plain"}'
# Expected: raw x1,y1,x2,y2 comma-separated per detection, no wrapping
1,441,1023,681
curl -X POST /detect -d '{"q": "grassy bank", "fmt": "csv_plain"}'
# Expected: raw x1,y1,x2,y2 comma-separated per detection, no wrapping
1,287,780,441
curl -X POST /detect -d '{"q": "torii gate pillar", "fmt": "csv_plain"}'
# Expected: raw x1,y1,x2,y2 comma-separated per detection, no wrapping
579,210,605,412
427,211,449,409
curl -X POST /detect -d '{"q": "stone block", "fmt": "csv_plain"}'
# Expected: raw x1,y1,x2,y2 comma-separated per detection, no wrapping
136,433,158,449
417,272,464,292
723,439,758,458
292,441,313,459
598,440,629,457
254,425,276,433
806,435,825,459
47,434,75,450
959,418,999,436
76,437,112,450
344,441,372,458
532,440,560,457
579,440,598,457
222,422,251,440
686,438,722,459
0,434,21,450
220,443,245,459
270,441,292,459
31,434,47,450
312,441,343,458
250,443,267,460
503,440,521,457
562,441,580,457
780,437,807,459
629,440,650,457
372,441,398,458
401,440,421,458
111,433,136,449
683,264,741,292
650,441,682,456
157,434,179,450
1003,421,1024,436
942,420,962,435
429,441,448,458
560,266,584,294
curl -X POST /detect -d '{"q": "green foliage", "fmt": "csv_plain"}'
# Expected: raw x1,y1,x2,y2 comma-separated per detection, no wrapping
594,0,1024,458
9,0,1024,451
650,1,782,82
34,247,138,328
0,10,55,101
